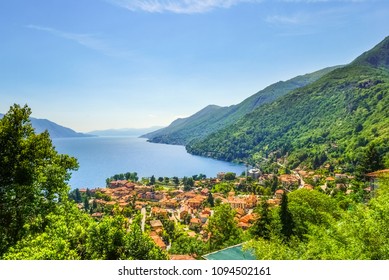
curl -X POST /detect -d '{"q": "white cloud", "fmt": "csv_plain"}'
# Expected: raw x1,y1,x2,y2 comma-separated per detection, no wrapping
107,0,260,14
26,25,132,58
265,14,304,24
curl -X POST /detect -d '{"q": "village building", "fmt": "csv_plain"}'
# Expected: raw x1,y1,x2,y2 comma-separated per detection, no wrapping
109,180,128,188
366,169,389,190
217,172,226,180
275,189,285,199
279,174,300,188
150,220,164,233
228,196,246,210
234,208,245,218
199,213,209,224
170,255,196,260
150,231,166,250
151,207,168,218
248,168,261,180
244,194,258,209
335,173,348,180
91,212,103,219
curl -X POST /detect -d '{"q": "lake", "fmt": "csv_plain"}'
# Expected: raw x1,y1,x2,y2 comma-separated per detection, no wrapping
52,136,245,189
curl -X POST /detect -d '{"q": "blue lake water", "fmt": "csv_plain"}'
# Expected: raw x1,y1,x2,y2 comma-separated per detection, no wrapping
52,137,245,189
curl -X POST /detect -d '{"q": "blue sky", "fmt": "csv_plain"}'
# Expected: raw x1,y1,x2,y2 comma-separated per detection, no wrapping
1,0,388,132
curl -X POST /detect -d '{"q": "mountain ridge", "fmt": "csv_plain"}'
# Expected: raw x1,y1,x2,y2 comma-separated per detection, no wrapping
142,66,341,145
186,36,389,173
0,113,92,138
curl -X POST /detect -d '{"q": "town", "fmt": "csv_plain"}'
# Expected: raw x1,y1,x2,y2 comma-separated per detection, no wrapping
69,166,383,259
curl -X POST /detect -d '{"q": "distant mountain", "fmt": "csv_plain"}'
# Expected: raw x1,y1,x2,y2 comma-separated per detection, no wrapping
142,66,341,145
187,36,389,172
89,126,163,137
0,113,92,138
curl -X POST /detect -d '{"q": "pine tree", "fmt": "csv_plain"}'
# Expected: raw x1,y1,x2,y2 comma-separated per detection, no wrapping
250,200,271,240
279,192,294,240
207,192,215,207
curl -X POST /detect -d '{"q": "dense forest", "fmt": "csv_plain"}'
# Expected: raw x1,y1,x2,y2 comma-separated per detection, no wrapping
187,37,389,175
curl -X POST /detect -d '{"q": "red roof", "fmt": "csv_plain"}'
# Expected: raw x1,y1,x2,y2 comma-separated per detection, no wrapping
366,169,389,177
170,255,196,260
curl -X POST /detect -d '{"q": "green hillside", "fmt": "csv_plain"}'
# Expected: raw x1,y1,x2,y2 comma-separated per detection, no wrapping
187,37,389,174
142,66,340,145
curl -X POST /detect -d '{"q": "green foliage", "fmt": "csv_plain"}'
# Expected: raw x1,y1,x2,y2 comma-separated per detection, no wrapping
212,182,234,195
224,172,236,181
207,204,243,251
250,200,272,240
3,202,92,260
169,234,208,258
150,175,156,185
0,104,78,256
68,188,82,203
279,192,294,240
207,192,215,207
183,176,194,191
172,176,179,185
106,172,138,185
248,176,389,259
187,39,389,174
123,215,168,260
287,189,340,240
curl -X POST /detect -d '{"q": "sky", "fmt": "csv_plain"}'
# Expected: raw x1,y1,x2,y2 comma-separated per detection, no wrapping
1,0,388,132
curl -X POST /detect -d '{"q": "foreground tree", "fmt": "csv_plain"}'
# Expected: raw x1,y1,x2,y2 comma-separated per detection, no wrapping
0,104,78,256
207,203,243,251
279,192,294,240
3,202,92,260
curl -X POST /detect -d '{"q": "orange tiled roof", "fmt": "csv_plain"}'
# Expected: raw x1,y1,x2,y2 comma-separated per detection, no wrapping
366,169,389,177
170,255,196,260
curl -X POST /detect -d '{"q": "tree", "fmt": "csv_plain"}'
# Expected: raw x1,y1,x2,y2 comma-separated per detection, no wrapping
207,204,243,251
172,176,179,185
169,234,208,258
207,192,215,207
69,188,82,203
3,202,92,260
287,189,340,240
279,192,294,240
183,177,194,191
224,172,236,181
356,144,384,179
85,214,129,260
125,172,138,182
0,104,78,256
84,196,90,211
150,175,156,185
250,200,272,240
124,215,168,260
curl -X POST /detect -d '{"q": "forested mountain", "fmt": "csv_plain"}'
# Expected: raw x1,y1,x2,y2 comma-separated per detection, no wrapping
187,37,389,174
0,113,91,138
142,66,340,145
